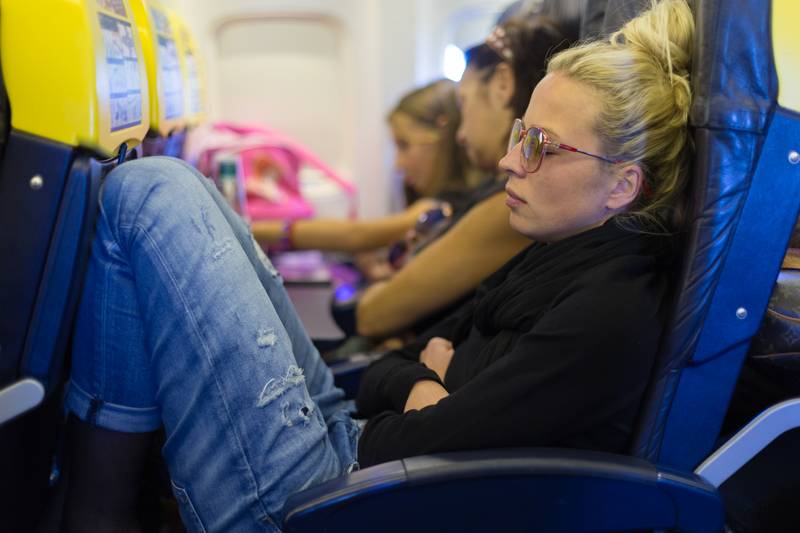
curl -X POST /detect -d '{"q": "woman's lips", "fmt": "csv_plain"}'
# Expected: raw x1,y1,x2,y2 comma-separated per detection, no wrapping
505,186,526,207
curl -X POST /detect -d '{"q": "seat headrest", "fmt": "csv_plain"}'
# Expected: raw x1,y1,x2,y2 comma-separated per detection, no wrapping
0,0,150,156
173,14,206,127
130,0,199,136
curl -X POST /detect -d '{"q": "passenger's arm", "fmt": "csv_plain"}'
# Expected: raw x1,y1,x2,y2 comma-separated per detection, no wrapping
250,199,438,253
403,381,449,413
356,276,663,467
356,192,530,338
356,308,469,417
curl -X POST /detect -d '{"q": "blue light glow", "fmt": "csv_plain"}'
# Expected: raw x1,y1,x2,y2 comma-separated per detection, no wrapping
334,284,357,303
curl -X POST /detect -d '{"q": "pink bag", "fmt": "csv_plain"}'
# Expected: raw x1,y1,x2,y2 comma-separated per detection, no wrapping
184,122,356,221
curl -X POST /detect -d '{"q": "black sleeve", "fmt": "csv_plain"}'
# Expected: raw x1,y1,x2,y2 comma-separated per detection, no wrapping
356,300,475,417
357,275,662,467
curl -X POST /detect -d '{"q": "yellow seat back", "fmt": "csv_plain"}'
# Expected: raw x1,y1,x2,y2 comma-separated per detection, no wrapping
0,0,150,156
172,12,207,127
130,0,188,137
773,0,800,112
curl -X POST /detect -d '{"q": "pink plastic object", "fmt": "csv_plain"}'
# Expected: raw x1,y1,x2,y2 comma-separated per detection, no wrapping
184,122,356,221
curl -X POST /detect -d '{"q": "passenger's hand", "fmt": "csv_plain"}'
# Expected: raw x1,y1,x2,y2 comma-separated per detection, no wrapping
354,251,395,281
403,380,449,413
420,337,454,382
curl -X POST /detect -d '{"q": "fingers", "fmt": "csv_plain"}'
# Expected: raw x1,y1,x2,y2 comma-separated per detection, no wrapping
426,337,453,351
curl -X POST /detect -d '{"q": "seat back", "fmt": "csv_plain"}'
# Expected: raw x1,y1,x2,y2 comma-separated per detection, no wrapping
169,12,207,159
173,12,207,130
746,253,800,396
632,0,800,470
0,0,149,527
130,0,189,156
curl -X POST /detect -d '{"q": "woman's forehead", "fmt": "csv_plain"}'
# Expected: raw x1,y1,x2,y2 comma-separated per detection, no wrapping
458,68,485,98
524,73,601,142
390,113,439,142
390,112,416,130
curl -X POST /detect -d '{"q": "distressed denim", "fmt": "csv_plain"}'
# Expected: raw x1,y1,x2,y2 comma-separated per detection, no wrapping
66,156,359,532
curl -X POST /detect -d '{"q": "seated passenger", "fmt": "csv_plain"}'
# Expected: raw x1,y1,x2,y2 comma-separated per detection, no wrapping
390,79,481,207
252,79,477,255
63,1,693,530
349,17,573,339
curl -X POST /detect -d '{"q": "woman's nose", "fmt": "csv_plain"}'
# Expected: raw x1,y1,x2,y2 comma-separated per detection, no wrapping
498,141,523,178
455,124,467,147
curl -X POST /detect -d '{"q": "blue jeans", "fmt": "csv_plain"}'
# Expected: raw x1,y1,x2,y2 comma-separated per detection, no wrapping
65,156,359,532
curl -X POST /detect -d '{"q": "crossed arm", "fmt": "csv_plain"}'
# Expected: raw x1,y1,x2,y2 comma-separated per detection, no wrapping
355,273,663,467
403,337,454,412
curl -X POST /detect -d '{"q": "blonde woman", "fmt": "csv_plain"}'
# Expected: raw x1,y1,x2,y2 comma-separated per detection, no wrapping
64,1,694,531
251,79,475,255
344,17,573,338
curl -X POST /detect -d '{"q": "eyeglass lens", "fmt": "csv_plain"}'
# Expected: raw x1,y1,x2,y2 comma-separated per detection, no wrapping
509,120,543,170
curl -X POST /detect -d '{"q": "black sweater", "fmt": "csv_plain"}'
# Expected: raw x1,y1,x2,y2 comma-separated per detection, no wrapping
356,220,672,467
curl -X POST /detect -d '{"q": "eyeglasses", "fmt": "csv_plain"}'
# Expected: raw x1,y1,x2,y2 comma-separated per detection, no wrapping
507,118,620,173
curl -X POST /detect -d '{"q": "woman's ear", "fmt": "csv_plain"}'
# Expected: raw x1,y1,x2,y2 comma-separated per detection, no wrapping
606,164,644,211
487,62,515,110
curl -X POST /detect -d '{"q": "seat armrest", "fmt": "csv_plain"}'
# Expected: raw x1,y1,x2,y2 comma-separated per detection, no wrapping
0,379,44,425
696,396,800,487
283,448,723,533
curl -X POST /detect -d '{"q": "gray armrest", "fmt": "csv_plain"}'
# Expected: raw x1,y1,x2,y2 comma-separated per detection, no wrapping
0,378,44,425
695,396,800,487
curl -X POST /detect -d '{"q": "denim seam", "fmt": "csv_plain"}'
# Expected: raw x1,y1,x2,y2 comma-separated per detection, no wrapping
96,184,117,403
69,380,161,413
97,257,111,404
128,219,276,527
170,481,208,533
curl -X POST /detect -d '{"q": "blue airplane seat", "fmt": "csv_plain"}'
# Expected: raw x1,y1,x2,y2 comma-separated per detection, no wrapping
744,264,800,399
0,1,151,530
708,247,800,529
286,0,800,530
630,0,799,470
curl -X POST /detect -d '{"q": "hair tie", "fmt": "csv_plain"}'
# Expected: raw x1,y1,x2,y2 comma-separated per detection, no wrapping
485,26,513,62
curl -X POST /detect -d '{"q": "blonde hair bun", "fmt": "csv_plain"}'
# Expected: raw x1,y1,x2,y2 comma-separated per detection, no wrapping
547,0,695,231
612,0,694,78
613,0,694,123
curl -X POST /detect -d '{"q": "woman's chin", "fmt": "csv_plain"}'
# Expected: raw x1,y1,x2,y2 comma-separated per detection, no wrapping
508,213,529,238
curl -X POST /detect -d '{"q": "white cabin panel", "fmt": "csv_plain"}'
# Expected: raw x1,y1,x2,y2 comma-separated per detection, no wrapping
215,16,350,171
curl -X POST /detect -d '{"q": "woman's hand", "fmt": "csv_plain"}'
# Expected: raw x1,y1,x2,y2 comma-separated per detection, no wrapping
420,337,454,382
354,251,395,282
403,380,449,413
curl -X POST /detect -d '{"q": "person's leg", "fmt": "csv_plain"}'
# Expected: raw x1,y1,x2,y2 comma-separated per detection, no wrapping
62,416,154,533
173,158,355,424
66,157,357,532
171,158,360,457
64,158,163,532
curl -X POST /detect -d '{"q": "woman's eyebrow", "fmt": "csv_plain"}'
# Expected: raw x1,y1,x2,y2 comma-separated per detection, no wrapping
527,120,563,141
